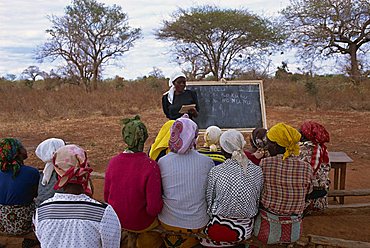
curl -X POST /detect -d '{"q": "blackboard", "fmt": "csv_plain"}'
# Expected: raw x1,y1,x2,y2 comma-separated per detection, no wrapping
187,80,267,131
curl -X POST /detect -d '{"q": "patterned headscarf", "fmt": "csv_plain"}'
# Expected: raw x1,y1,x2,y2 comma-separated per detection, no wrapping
0,138,24,177
53,144,93,195
220,129,249,174
149,120,175,160
165,71,186,104
35,138,65,186
121,115,148,152
267,123,301,160
251,128,267,149
169,114,198,154
300,121,330,171
204,126,222,152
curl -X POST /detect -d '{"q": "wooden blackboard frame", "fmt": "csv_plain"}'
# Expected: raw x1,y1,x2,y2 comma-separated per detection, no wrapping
187,80,267,132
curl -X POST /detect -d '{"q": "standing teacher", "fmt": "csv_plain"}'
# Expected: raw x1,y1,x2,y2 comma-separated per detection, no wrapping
162,72,199,120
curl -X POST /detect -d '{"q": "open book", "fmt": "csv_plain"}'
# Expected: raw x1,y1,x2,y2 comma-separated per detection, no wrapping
179,104,196,114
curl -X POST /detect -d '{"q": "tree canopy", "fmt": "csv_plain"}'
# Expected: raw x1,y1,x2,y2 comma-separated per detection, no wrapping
37,0,141,90
156,6,284,80
281,0,370,82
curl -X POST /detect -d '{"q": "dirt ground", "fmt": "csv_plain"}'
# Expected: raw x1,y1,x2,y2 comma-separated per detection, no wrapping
1,106,370,246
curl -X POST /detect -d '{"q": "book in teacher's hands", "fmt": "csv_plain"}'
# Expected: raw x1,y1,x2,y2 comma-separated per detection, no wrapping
179,104,196,114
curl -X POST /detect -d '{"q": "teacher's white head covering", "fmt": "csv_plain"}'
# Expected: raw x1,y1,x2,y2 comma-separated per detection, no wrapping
35,138,65,185
166,71,186,104
220,129,249,174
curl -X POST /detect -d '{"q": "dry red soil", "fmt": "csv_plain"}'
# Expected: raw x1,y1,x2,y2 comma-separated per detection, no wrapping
1,106,370,246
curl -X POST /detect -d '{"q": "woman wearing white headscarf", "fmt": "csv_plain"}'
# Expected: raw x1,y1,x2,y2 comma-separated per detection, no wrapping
200,130,263,247
197,126,225,165
35,138,65,206
162,71,199,120
158,115,214,248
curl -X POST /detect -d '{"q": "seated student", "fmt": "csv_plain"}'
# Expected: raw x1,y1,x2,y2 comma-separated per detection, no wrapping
0,138,40,235
148,120,175,162
197,125,226,166
244,127,268,165
162,72,199,120
299,121,330,213
35,138,65,206
201,130,263,247
34,144,121,248
158,114,214,248
104,115,163,248
254,123,313,245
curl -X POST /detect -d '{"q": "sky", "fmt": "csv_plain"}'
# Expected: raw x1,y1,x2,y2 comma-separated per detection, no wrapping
0,0,293,80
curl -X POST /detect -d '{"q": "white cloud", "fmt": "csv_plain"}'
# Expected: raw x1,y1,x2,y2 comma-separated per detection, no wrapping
0,0,293,79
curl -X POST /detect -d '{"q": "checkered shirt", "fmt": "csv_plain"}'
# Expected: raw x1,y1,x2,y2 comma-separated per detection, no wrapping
206,159,263,218
260,154,313,215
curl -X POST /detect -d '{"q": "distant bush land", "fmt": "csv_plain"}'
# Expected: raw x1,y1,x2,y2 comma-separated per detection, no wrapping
0,76,369,122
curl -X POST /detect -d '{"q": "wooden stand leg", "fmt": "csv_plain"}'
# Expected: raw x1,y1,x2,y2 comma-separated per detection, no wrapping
333,167,339,203
339,164,347,204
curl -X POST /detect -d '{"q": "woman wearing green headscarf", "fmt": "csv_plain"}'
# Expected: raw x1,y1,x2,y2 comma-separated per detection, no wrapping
104,115,163,248
0,138,40,235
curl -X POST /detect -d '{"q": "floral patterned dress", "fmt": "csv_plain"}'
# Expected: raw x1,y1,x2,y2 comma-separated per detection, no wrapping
0,203,35,235
300,141,331,211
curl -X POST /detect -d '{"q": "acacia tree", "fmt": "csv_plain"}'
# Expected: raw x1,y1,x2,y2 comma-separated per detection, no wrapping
281,0,370,82
21,66,46,88
173,44,211,80
156,6,283,81
21,66,44,81
38,0,141,91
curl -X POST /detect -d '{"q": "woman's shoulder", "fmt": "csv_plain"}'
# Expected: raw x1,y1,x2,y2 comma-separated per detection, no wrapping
22,165,40,174
186,89,197,95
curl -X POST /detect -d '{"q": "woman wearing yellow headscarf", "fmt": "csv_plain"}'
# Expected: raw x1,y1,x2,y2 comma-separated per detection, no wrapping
266,122,301,159
254,123,313,245
149,120,175,161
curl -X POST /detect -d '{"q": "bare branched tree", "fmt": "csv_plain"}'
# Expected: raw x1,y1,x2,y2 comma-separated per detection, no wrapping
21,66,45,88
281,0,370,83
37,0,141,91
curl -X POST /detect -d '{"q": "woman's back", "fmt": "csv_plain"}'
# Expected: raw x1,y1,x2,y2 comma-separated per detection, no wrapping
0,165,39,205
0,138,40,235
207,159,263,218
158,150,214,229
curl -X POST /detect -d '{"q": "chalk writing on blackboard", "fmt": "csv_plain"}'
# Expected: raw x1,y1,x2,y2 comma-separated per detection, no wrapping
186,81,267,131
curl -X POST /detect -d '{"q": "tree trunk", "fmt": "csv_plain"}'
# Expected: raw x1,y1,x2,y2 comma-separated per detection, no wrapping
349,44,361,84
81,78,91,93
214,64,219,81
92,66,99,90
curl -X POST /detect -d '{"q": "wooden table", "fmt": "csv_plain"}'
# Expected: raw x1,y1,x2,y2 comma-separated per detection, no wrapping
329,151,353,204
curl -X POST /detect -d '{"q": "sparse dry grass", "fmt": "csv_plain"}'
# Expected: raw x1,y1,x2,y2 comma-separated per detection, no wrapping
0,77,369,123
264,78,370,111
1,77,370,246
0,79,166,121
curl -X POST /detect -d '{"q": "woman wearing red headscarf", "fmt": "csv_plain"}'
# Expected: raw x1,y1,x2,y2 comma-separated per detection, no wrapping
299,121,330,213
34,144,121,248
